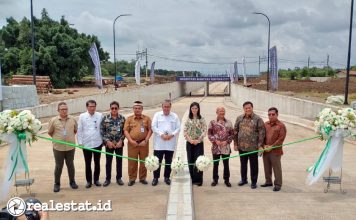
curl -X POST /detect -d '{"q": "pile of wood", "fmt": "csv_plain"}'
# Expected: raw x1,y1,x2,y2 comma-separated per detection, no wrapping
9,75,53,93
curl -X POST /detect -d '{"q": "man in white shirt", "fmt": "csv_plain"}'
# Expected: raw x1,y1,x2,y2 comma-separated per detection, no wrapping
77,100,103,188
151,99,180,186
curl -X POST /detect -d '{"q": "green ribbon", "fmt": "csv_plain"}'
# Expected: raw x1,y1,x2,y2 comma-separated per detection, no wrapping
322,126,332,136
207,135,321,164
8,132,30,181
37,134,321,166
36,135,144,162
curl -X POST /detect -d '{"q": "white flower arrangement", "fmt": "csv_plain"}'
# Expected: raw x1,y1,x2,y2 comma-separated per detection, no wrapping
171,157,185,174
0,109,42,142
145,155,160,172
315,107,356,139
195,155,211,172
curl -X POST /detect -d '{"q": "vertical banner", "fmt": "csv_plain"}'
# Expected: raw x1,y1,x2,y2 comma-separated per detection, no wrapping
229,64,234,82
183,71,185,77
135,60,141,85
269,46,278,91
234,61,238,82
242,57,247,85
88,43,103,89
150,61,155,84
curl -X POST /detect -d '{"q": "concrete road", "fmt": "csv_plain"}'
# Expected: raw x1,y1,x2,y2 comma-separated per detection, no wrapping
0,82,355,220
194,95,356,220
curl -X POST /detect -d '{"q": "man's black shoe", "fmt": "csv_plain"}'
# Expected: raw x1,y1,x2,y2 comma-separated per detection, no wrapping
94,181,102,187
70,181,78,189
251,183,257,189
53,183,60,193
260,183,273,187
116,179,124,186
103,180,111,187
211,180,218,187
164,178,171,185
152,178,158,186
140,179,148,185
225,181,232,187
128,180,135,186
273,186,281,192
85,182,92,188
238,181,248,186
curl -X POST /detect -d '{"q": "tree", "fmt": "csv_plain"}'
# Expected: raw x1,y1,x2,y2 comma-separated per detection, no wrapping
0,9,109,88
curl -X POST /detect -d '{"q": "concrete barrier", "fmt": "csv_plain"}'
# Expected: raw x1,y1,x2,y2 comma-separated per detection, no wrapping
231,84,339,120
20,82,204,119
2,85,39,110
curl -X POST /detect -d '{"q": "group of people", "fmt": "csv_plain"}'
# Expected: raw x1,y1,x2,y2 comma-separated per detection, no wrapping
48,99,286,193
184,101,286,191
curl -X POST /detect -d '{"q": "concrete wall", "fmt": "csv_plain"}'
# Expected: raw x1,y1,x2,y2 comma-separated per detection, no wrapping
2,85,39,110
22,82,205,119
231,84,339,120
309,77,330,82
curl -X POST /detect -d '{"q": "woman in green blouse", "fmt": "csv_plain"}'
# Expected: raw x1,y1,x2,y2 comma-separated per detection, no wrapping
184,102,207,186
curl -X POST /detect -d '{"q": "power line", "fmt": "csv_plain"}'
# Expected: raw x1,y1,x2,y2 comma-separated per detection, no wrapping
147,54,234,65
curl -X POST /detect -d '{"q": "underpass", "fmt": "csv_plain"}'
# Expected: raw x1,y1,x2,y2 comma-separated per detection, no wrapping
0,82,355,220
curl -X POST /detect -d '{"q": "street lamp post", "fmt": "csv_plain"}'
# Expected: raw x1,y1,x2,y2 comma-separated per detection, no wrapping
344,0,354,105
113,14,131,90
253,12,270,91
30,0,36,85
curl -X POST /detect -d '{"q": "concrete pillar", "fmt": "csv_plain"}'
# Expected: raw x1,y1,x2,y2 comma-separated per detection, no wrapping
205,82,209,97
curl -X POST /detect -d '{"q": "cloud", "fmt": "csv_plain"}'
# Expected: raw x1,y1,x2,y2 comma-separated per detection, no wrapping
0,0,355,74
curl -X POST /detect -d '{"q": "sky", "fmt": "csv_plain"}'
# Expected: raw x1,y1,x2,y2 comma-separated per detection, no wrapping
0,0,355,75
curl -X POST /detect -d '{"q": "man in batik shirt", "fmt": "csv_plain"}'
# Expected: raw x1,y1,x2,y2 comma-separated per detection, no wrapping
234,101,266,189
208,106,234,187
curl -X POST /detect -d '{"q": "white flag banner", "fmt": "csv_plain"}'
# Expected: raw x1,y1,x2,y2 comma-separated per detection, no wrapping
269,46,278,91
234,61,238,81
229,64,234,82
88,43,103,89
242,57,247,85
135,60,141,85
150,61,155,84
183,71,185,77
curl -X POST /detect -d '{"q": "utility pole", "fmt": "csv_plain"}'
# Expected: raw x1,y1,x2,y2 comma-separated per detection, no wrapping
344,0,354,105
30,0,36,85
307,56,310,69
145,48,148,79
326,54,330,68
258,56,261,75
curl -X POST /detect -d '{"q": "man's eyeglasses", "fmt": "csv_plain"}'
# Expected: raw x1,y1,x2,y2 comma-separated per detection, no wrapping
111,107,118,110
